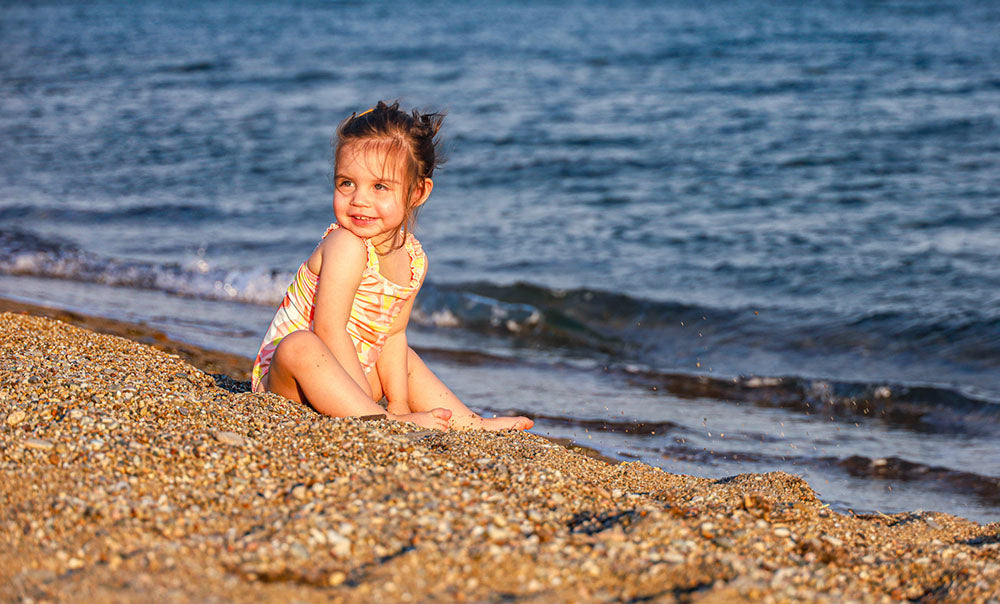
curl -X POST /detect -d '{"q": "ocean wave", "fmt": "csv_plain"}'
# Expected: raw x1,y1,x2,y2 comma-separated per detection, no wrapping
508,412,685,437
0,229,290,306
151,68,344,90
833,455,1000,505
161,60,228,73
4,228,1000,407
0,202,226,224
619,368,1000,436
418,341,999,438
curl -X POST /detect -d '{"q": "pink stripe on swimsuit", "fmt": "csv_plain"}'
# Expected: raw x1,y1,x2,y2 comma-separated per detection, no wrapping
251,223,426,393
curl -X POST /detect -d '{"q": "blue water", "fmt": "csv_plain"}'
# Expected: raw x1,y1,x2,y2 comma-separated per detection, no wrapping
2,0,998,522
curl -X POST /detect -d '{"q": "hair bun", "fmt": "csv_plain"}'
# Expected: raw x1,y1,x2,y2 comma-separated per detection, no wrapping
414,110,445,140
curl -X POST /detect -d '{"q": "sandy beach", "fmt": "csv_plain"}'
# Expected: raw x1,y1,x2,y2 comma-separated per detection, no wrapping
1,307,998,603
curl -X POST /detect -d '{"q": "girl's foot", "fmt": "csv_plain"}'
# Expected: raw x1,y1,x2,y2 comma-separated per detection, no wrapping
480,416,534,431
447,413,534,431
390,407,452,430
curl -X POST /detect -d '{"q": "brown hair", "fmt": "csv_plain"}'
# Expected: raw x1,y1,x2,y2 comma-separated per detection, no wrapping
334,100,446,247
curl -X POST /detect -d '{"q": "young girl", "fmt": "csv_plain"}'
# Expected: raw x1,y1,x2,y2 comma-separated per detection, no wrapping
252,101,533,432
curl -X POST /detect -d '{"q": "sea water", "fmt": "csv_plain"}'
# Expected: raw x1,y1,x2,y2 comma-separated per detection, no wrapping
2,0,998,522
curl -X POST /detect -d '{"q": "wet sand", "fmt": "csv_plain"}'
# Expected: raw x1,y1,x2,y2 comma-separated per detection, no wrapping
1,309,998,602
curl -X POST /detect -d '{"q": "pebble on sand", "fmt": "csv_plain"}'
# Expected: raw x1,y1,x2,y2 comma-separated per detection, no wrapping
213,431,247,446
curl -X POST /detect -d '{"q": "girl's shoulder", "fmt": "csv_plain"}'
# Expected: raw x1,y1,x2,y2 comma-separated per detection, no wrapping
320,222,364,246
307,223,368,275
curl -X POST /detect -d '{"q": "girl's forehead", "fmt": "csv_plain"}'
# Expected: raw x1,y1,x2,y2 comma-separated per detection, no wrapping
337,140,408,180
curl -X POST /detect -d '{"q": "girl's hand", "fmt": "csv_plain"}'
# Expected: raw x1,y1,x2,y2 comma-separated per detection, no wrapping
388,407,452,431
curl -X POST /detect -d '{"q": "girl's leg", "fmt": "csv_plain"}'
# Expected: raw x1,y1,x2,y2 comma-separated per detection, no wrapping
406,348,534,431
267,331,450,429
267,331,371,408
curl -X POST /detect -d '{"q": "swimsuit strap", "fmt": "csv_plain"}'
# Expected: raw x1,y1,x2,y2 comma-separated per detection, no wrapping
363,236,379,269
404,232,426,286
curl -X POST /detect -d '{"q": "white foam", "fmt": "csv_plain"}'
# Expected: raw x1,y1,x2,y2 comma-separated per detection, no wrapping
0,240,291,307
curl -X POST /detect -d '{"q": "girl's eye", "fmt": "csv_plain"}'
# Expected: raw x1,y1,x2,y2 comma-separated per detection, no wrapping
338,179,354,189
374,183,389,191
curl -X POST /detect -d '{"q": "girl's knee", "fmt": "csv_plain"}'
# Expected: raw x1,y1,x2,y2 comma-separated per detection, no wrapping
273,330,321,368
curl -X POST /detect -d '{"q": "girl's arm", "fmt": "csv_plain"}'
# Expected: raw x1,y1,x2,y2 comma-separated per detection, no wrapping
377,292,419,415
377,331,410,414
309,229,373,398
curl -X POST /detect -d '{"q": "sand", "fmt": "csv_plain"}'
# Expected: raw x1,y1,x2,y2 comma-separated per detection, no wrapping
0,299,251,382
1,309,998,603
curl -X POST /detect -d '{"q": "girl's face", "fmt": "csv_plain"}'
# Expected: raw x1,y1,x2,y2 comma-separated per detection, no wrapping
333,143,413,251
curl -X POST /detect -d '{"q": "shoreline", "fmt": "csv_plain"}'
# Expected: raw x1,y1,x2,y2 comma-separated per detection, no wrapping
0,297,253,382
1,309,998,601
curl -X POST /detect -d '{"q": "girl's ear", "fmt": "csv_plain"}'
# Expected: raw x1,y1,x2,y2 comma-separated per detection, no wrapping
411,178,433,208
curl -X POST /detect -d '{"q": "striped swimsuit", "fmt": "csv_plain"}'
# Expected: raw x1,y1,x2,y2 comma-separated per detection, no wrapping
251,223,426,393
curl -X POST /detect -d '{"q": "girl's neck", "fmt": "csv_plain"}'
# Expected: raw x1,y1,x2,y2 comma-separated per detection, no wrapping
371,230,403,255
